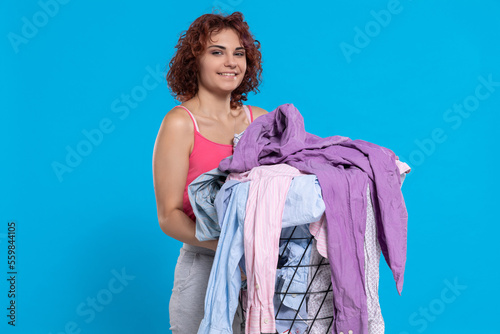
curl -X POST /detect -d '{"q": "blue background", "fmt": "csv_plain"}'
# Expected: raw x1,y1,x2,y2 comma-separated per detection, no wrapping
1,0,498,333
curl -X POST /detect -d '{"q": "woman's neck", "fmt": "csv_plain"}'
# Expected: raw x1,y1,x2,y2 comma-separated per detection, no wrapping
189,89,235,120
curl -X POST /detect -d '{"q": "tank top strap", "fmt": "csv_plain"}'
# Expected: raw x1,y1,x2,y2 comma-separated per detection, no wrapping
175,105,200,132
243,105,254,123
177,104,252,129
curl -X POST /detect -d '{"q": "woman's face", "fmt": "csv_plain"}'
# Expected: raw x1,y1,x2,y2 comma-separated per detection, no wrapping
196,28,247,95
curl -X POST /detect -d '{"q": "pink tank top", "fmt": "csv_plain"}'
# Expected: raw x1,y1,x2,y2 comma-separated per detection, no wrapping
175,105,254,221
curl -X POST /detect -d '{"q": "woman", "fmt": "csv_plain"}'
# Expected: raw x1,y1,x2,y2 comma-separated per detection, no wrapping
152,11,268,333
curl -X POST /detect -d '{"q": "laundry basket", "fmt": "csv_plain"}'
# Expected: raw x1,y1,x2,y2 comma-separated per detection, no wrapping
238,224,334,334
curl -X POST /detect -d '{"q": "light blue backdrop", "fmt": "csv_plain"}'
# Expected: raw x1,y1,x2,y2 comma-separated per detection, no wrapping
1,0,498,333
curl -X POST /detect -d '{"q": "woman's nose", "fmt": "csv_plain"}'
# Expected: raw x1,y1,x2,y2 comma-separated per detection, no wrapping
224,55,237,67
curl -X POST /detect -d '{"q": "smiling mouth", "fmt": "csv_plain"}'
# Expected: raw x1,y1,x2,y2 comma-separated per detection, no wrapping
218,73,237,76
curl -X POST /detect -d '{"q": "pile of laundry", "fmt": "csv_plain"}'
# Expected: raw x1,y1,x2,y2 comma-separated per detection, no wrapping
189,103,410,334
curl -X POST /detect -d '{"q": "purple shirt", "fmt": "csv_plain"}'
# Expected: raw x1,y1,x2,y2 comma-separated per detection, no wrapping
219,103,407,334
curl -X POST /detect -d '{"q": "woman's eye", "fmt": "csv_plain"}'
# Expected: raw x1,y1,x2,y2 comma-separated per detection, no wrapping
211,51,245,56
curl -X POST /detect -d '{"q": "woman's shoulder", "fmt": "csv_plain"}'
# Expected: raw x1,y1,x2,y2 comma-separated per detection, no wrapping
154,105,195,156
155,105,196,148
247,105,269,120
160,105,195,132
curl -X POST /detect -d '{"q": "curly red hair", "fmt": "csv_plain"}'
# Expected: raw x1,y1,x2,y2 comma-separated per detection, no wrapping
166,11,262,109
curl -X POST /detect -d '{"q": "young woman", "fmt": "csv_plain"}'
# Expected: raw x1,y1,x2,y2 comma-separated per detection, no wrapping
152,11,267,333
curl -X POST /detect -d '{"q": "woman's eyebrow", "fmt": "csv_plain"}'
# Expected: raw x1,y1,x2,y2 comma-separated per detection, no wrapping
208,45,245,50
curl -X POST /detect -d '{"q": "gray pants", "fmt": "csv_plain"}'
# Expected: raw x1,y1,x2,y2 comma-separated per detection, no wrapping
169,243,245,334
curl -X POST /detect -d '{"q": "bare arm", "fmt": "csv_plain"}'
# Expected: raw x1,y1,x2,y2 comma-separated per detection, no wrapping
152,108,217,251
